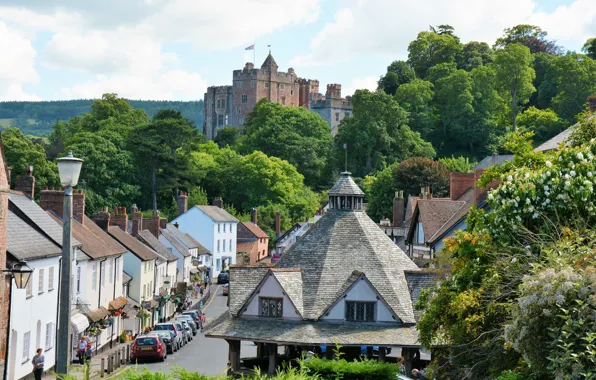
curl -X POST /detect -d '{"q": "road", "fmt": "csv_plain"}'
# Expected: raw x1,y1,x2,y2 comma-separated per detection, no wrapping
130,285,258,376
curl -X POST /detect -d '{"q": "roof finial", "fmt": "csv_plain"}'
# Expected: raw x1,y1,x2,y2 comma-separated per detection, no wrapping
267,44,271,54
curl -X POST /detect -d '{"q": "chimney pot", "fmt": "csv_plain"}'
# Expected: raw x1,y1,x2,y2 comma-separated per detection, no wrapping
393,190,405,226
15,167,36,199
213,197,223,209
173,222,179,229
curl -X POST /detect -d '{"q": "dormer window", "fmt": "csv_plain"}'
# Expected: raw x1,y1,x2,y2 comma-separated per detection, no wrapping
345,301,375,322
259,297,283,318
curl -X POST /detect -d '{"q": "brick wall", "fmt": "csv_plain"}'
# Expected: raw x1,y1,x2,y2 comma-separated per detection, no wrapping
40,188,86,223
450,172,475,201
177,191,188,216
110,207,128,231
0,144,10,370
14,167,34,199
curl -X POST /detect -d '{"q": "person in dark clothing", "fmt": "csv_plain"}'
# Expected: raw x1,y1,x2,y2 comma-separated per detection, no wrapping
32,348,44,380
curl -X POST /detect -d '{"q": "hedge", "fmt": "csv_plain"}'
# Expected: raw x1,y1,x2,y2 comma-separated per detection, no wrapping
302,358,400,380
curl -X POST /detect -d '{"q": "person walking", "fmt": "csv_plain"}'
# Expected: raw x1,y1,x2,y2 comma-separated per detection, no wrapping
32,348,44,380
77,337,87,365
85,343,93,364
199,311,206,333
199,285,204,298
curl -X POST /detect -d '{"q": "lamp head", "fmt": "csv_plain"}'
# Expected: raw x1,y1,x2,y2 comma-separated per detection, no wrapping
11,261,33,289
56,151,83,187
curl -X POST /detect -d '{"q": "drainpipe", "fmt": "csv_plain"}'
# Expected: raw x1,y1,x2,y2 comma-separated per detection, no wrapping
110,255,121,349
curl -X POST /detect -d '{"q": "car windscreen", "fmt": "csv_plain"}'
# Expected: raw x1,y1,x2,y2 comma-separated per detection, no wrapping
136,337,157,346
174,323,183,330
155,325,174,331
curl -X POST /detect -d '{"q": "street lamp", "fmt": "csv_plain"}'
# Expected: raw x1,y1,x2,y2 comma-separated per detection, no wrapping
55,151,83,375
9,261,33,289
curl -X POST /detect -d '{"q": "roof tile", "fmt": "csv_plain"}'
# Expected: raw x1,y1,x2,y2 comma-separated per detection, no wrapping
107,227,158,261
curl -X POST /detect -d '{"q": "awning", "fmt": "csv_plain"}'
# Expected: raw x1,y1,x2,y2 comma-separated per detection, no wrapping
190,267,200,274
84,307,110,323
108,296,129,311
71,312,90,334
142,299,159,310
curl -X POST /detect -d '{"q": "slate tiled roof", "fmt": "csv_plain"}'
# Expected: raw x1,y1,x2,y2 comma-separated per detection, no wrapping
206,311,420,346
195,206,239,222
228,267,270,316
9,192,81,247
415,199,466,242
166,223,211,254
261,53,278,69
47,212,127,259
275,209,420,323
108,226,158,261
161,229,191,257
240,222,269,239
473,155,514,170
328,172,365,196
137,230,178,262
535,127,574,152
7,209,61,261
428,188,476,244
404,195,419,225
405,270,440,320
272,269,304,316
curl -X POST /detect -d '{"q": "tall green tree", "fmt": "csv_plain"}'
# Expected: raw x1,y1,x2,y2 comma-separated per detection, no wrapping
494,43,536,130
394,79,436,139
129,110,202,212
408,30,462,79
241,100,334,189
213,126,242,148
377,61,416,95
335,90,435,177
516,106,568,145
548,54,596,122
582,38,596,59
494,24,564,55
434,69,474,137
458,41,494,71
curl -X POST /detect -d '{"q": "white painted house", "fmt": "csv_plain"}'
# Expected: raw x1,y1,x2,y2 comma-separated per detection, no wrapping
5,193,83,380
161,223,211,283
172,202,238,278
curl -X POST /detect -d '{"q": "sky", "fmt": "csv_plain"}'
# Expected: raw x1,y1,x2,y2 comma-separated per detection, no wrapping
0,0,594,102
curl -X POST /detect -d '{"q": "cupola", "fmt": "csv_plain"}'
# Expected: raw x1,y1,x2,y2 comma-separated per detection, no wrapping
328,172,365,211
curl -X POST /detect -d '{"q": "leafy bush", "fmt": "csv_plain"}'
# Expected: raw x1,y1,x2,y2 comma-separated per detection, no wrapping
302,358,399,380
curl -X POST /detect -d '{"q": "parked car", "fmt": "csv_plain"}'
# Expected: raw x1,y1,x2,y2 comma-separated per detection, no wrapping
176,315,198,335
153,330,175,354
217,272,229,284
178,320,193,342
319,345,391,355
154,322,183,350
182,310,200,325
174,321,189,344
222,284,229,296
131,334,167,362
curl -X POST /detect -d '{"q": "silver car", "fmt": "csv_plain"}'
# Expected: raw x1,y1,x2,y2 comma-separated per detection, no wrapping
177,320,193,342
154,322,183,351
176,315,198,335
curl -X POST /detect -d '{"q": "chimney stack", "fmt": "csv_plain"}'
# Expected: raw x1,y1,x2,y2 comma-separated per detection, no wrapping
177,191,188,216
40,187,86,224
15,166,35,199
146,211,160,238
420,187,426,200
213,197,223,209
250,208,258,225
450,172,475,200
392,190,405,226
131,205,142,237
275,211,281,239
91,207,110,231
110,206,128,231
159,217,167,230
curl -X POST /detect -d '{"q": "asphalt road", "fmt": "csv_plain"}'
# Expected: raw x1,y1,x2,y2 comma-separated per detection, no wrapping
129,285,259,376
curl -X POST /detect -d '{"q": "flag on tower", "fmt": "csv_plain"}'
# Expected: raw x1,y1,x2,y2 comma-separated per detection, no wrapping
245,44,254,50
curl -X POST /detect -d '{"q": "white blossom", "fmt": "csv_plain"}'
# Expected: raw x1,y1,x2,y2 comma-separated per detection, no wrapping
546,161,553,167
570,170,576,177
577,152,584,160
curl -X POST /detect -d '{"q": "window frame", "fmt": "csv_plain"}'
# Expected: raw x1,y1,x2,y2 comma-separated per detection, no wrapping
45,322,53,351
92,262,97,290
76,266,81,293
48,267,54,291
241,95,248,103
23,331,30,363
26,275,33,298
259,297,283,318
38,268,44,294
345,301,376,322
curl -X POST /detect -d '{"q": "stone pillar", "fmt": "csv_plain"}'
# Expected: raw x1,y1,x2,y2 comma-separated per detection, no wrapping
226,339,241,372
366,346,374,359
267,343,278,376
256,343,265,358
378,346,387,362
401,348,416,377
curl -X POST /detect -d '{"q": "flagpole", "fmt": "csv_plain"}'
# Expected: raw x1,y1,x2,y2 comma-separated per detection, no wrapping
253,43,256,64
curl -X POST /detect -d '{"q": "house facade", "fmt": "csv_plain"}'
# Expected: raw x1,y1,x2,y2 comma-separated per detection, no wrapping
0,142,11,377
172,198,238,278
236,209,269,264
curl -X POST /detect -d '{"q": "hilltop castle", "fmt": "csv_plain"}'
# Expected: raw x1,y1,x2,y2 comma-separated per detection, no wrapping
204,54,352,139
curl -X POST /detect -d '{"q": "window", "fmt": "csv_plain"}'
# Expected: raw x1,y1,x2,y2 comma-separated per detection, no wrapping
224,224,227,233
149,281,153,296
115,258,119,281
218,224,221,233
290,89,294,96
229,239,232,251
38,269,44,294
280,84,285,89
100,263,106,288
221,99,226,108
241,95,247,103
23,331,30,362
217,114,224,126
281,96,286,105
48,267,54,291
216,99,221,108
92,262,97,290
237,107,241,115
239,118,244,125
265,82,269,88
216,259,221,271
76,266,81,293
143,284,146,299
345,301,375,322
335,112,340,122
26,275,33,298
217,240,220,252
45,322,53,350
109,259,113,284
250,80,255,88
345,112,350,117
259,297,283,318
36,321,41,351
236,81,243,88
223,240,226,252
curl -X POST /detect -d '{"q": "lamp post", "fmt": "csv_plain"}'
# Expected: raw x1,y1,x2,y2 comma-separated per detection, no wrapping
55,151,83,375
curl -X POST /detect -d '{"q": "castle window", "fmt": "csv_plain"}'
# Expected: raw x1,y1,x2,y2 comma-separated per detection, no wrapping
221,99,226,108
242,95,248,103
251,81,255,88
281,97,286,105
345,301,375,322
216,99,221,108
236,82,243,88
291,90,294,96
259,297,283,318
335,112,340,122
218,115,224,126
237,107,241,115
265,82,269,88
280,84,285,89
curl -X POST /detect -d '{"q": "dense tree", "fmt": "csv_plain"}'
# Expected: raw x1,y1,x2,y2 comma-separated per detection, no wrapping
434,69,474,137
213,126,242,148
394,79,435,139
494,44,536,130
129,110,202,212
1,127,60,194
494,24,564,55
529,52,558,109
335,90,435,177
548,54,596,122
583,38,596,59
377,61,416,95
241,100,334,189
516,106,568,145
365,157,450,222
457,41,494,71
438,156,477,173
408,30,462,79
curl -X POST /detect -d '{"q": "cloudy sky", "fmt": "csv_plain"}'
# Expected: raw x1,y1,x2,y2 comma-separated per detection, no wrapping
0,0,594,101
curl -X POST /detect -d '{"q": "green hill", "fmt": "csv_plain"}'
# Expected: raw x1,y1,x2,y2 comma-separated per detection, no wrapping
0,99,204,136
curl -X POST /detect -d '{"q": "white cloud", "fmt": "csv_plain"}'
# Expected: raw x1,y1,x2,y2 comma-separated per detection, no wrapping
0,85,42,101
0,21,40,100
292,0,595,67
343,76,378,97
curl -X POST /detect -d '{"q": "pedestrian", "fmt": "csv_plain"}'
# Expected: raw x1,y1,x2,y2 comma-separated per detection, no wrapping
412,369,428,380
32,348,44,380
77,336,87,365
199,312,205,333
86,343,93,363
199,285,204,298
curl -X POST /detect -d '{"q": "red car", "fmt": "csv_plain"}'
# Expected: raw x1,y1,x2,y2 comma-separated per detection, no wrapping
131,334,167,362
